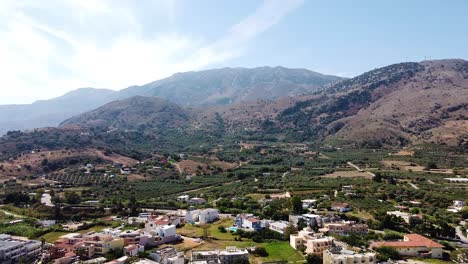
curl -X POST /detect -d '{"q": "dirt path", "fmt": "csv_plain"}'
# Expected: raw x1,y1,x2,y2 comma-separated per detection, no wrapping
175,180,241,195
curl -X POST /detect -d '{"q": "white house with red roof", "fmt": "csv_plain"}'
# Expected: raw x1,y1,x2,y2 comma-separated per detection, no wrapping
371,234,443,259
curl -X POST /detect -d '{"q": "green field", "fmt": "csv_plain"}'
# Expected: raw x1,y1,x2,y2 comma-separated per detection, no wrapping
261,241,304,262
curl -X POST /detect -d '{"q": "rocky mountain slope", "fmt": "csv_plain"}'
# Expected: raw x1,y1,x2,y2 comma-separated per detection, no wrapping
277,59,468,146
0,67,341,135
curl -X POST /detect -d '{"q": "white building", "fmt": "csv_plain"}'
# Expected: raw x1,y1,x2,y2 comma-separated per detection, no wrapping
189,197,206,205
323,247,376,264
371,234,443,259
301,199,317,209
448,200,466,212
190,247,249,264
150,247,185,264
199,209,219,224
177,195,190,202
386,211,419,224
268,221,289,234
0,234,41,264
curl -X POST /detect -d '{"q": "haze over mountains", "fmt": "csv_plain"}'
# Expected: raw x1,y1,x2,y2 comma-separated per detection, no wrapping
0,67,343,135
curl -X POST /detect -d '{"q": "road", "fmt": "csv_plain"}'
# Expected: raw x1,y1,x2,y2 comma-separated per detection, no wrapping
348,162,375,177
456,221,468,244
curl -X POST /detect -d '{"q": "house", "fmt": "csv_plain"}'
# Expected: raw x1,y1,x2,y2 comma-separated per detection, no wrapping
83,257,107,264
120,167,131,175
320,221,368,235
199,208,219,224
141,224,181,247
105,256,128,264
124,244,144,256
190,247,249,264
268,221,289,234
0,234,41,264
235,214,263,230
331,202,352,212
150,247,184,264
448,200,466,212
386,211,419,224
323,246,376,264
290,228,334,255
301,199,317,209
189,197,206,205
371,234,443,259
177,195,190,202
38,219,56,227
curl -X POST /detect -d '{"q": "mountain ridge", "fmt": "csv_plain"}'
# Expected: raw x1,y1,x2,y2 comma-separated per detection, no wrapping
0,66,342,135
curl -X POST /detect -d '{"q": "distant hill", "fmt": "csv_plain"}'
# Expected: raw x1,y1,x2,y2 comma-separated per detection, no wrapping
61,96,190,130
0,88,118,135
0,67,342,135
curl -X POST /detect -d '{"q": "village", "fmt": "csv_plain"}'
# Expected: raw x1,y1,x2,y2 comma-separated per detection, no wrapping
2,190,466,264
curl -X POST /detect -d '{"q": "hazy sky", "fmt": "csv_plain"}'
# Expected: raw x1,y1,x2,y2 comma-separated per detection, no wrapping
0,0,467,105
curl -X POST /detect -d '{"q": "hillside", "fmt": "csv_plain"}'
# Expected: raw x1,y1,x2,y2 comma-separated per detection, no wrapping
0,67,341,135
277,59,468,146
61,96,190,130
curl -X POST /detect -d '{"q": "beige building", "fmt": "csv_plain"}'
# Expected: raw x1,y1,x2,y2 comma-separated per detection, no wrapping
371,234,443,259
320,221,368,235
290,228,334,255
323,247,376,264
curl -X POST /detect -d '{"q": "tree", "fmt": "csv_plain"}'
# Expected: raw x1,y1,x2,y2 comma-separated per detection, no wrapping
202,225,211,238
306,254,322,264
426,161,438,170
129,194,138,216
290,196,302,214
253,247,268,257
376,246,400,262
64,191,81,204
373,172,383,182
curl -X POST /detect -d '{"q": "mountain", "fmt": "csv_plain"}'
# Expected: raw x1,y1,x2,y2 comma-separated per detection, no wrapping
0,67,342,135
277,59,468,146
122,66,344,105
61,96,190,129
0,88,118,135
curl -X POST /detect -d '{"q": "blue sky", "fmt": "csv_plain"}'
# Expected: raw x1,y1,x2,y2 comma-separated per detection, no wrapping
0,0,467,104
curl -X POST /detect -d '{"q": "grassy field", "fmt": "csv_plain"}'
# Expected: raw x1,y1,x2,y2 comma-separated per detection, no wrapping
178,218,235,240
175,219,304,263
260,241,304,262
41,231,69,243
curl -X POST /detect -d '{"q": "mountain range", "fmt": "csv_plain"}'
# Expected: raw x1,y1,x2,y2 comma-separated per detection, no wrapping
0,59,466,157
61,59,468,147
0,67,342,135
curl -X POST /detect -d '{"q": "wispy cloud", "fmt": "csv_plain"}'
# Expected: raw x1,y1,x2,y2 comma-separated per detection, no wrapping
0,0,303,104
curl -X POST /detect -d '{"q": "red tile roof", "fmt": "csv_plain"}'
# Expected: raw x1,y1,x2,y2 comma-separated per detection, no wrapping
372,234,443,249
247,218,260,223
